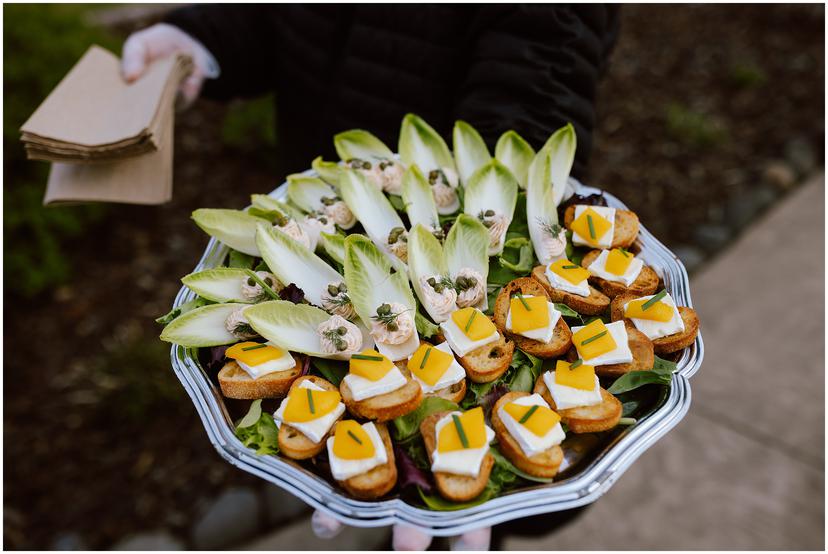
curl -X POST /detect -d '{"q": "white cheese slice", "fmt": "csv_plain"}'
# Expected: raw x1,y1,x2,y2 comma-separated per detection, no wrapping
545,265,590,297
375,331,420,362
273,381,345,443
409,341,466,394
430,412,495,477
587,249,644,286
343,365,407,401
623,293,685,340
505,298,562,342
236,344,296,379
497,393,566,457
571,205,616,249
439,317,500,357
326,421,388,480
542,371,603,410
571,320,633,365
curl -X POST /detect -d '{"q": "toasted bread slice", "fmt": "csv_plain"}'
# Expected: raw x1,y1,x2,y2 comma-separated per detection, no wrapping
458,331,516,383
531,266,610,316
340,366,423,422
490,392,563,477
337,422,398,500
533,376,622,433
421,411,495,502
565,325,654,378
394,343,467,402
278,375,342,460
218,357,304,400
492,277,573,359
563,205,639,248
580,249,660,299
610,293,700,355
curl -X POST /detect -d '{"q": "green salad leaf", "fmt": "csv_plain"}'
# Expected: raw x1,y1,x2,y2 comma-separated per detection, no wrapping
462,159,519,256
286,175,337,214
553,303,580,318
607,366,674,394
497,237,534,274
192,209,267,257
228,249,256,269
334,129,394,161
495,130,535,190
417,484,497,511
489,447,554,483
401,164,440,229
312,156,342,186
235,400,280,455
159,303,245,347
319,231,346,266
155,296,210,325
311,357,349,386
415,308,440,339
392,396,459,443
181,268,256,303
244,300,335,357
399,113,456,175
453,120,491,185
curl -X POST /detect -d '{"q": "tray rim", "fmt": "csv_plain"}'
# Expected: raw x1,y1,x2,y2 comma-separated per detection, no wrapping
168,176,704,535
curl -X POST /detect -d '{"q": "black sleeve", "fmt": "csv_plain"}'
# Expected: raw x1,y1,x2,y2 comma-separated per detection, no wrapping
452,5,620,176
165,5,282,100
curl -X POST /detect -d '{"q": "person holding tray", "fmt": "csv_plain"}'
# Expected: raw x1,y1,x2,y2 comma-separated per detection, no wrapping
122,4,620,550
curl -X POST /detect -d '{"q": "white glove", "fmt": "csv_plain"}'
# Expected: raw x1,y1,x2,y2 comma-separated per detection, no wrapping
120,23,220,107
311,510,491,551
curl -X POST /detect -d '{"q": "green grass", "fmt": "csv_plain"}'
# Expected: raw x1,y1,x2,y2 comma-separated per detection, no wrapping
664,102,728,148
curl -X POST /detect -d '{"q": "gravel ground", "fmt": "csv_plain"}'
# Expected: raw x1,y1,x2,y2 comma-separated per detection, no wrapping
3,4,823,549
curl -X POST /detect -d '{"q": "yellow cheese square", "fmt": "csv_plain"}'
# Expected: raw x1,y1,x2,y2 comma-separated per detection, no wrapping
548,259,590,285
624,297,673,322
503,402,560,437
605,249,633,276
437,407,487,452
509,295,550,333
571,207,612,246
451,308,496,341
573,319,617,360
554,359,596,391
282,387,341,423
349,349,394,381
408,344,453,386
226,342,287,366
332,420,376,460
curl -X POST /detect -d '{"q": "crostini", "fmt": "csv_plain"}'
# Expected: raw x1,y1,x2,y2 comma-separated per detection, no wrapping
533,360,622,434
420,408,495,502
439,307,516,383
490,392,565,478
563,204,639,249
406,341,467,403
273,375,345,459
568,319,654,378
531,259,610,315
219,341,304,399
326,420,397,500
492,277,572,359
610,291,700,355
339,349,423,421
580,248,660,299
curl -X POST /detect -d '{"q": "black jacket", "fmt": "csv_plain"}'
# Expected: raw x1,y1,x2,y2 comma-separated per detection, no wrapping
167,4,619,176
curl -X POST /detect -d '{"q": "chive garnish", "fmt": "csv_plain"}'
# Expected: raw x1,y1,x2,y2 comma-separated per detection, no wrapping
562,264,579,270
241,344,267,351
641,290,667,311
619,248,631,258
352,353,383,361
347,430,363,445
516,293,531,311
519,405,539,424
569,359,583,370
307,389,315,414
420,347,432,369
452,414,469,448
580,330,608,346
464,310,477,332
587,214,596,239
243,269,280,300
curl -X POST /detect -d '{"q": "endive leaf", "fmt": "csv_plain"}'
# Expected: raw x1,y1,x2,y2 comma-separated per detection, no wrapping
255,224,343,308
453,120,491,185
344,234,416,327
462,159,519,255
445,214,490,282
244,300,335,357
192,209,267,257
286,175,337,213
319,231,346,265
401,165,440,229
407,224,450,322
181,268,257,303
249,194,303,220
334,129,394,161
312,156,342,187
399,113,455,173
526,147,560,266
539,123,577,206
495,130,535,189
159,303,244,347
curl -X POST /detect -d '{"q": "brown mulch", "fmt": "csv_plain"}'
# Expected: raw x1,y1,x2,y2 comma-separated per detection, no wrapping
3,4,823,550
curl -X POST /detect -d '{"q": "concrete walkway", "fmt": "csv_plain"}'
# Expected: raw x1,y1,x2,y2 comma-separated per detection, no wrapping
242,174,825,550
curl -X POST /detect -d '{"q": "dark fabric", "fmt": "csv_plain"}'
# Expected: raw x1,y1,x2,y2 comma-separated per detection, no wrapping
166,4,619,177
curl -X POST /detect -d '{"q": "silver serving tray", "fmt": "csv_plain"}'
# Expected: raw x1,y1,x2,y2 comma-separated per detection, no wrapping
169,175,703,535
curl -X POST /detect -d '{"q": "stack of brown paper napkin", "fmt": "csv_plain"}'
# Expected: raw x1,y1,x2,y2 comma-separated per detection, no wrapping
21,45,192,205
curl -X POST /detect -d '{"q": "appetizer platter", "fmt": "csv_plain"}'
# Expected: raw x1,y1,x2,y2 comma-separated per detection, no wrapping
161,115,703,534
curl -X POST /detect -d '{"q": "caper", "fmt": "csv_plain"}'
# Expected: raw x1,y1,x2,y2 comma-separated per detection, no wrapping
466,276,477,286
328,284,340,296
484,209,495,218
378,303,391,315
434,285,443,293
338,282,347,293
386,322,398,332
264,277,273,287
274,215,289,227
247,278,256,286
337,326,347,336
427,277,437,286
455,276,467,289
319,217,328,225
483,220,494,228
336,342,347,351
428,169,439,183
321,196,335,206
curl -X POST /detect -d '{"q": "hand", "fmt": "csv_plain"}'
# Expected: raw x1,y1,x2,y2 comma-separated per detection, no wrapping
311,510,491,551
120,23,220,107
